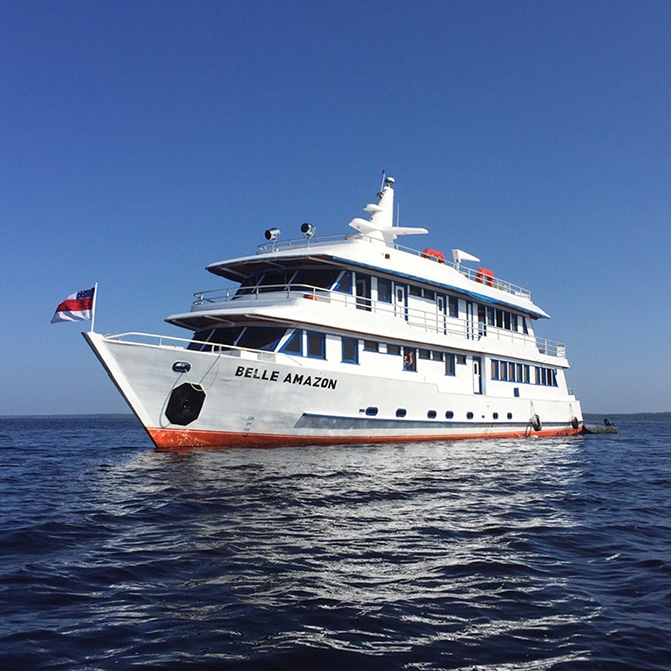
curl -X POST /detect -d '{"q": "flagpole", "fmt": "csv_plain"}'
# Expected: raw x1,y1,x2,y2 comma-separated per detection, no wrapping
90,283,98,333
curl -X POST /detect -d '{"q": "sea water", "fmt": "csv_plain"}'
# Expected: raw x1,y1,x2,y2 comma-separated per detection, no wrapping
1,416,670,670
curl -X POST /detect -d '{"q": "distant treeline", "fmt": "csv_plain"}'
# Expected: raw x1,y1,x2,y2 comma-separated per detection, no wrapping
584,412,671,422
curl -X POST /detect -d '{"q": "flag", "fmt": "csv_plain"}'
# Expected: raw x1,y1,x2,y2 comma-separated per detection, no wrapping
51,287,96,324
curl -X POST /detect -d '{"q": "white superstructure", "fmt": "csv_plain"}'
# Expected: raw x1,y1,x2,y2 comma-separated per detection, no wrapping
85,175,582,448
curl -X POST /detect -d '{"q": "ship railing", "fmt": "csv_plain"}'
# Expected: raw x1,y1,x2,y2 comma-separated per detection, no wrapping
101,332,305,366
256,233,351,254
255,233,531,299
391,241,532,298
191,283,566,357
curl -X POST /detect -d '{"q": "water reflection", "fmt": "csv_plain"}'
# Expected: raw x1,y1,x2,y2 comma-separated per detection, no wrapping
79,438,599,666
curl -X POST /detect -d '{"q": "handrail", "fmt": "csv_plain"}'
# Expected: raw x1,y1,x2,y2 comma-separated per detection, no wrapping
102,332,305,366
255,232,531,299
189,284,566,357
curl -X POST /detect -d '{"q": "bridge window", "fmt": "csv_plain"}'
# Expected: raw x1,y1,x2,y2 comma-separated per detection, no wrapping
334,271,352,294
257,270,294,293
188,326,243,351
280,329,302,355
292,269,340,290
237,326,286,351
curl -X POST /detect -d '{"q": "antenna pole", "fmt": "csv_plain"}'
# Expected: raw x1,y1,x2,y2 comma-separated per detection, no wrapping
90,282,98,333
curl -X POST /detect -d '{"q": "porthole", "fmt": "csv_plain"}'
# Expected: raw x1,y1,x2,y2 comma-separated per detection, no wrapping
445,411,454,419
467,412,474,420
427,410,437,419
396,408,407,418
507,412,513,420
365,407,378,416
493,412,499,420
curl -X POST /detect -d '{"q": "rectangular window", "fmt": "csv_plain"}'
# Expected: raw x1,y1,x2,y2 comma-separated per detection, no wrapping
355,273,372,310
423,289,435,301
456,354,467,365
341,337,358,364
387,344,401,356
445,353,456,376
377,278,392,303
431,351,444,361
418,349,431,360
363,340,379,352
504,311,511,330
448,296,459,318
511,314,519,331
409,285,421,297
478,304,486,324
495,309,504,328
403,347,417,371
491,360,499,379
306,331,326,359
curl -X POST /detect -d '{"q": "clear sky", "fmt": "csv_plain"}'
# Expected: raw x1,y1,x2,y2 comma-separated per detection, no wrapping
1,0,669,415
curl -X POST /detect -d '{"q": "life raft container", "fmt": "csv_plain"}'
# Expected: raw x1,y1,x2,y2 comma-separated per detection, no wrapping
476,267,495,286
421,248,445,263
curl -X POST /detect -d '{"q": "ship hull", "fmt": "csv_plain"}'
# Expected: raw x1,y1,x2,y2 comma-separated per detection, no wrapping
85,332,582,450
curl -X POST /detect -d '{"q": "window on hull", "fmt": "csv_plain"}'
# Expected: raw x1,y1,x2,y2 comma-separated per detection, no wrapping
342,337,359,364
535,366,558,386
491,358,531,384
307,331,326,359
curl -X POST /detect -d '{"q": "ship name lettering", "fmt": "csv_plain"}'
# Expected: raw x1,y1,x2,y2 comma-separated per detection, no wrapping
234,366,335,389
282,372,337,390
234,366,279,382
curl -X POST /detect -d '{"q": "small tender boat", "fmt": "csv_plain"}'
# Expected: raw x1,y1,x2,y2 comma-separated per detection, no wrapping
85,175,583,448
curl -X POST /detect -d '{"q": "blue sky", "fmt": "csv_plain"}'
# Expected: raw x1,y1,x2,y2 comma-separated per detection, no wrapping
2,0,669,415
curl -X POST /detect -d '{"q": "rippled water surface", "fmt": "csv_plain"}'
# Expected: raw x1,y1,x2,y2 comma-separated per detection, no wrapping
1,416,670,670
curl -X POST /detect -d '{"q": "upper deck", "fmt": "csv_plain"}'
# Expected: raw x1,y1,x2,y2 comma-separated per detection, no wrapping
205,175,546,319
255,233,532,300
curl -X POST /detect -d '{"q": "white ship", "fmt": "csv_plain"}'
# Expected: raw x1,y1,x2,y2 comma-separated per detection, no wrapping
85,175,583,448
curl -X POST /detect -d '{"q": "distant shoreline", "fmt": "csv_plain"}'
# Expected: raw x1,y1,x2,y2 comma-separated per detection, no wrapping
1,413,135,420
583,412,671,422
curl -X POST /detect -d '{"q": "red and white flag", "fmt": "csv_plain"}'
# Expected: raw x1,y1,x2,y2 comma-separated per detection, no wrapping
51,287,96,324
